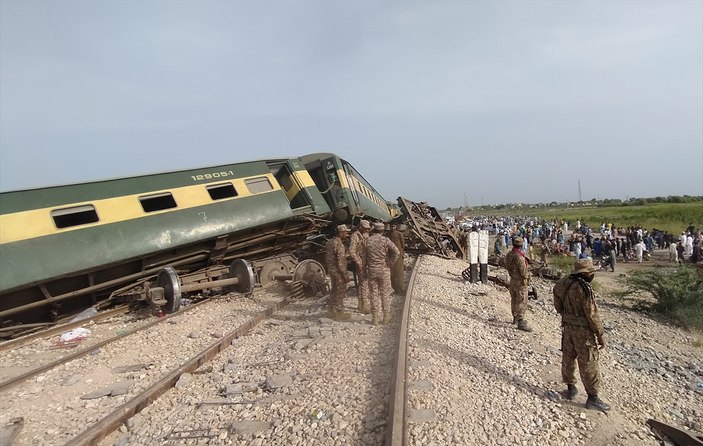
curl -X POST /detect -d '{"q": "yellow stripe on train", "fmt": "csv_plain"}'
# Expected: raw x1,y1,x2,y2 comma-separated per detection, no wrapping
0,174,279,245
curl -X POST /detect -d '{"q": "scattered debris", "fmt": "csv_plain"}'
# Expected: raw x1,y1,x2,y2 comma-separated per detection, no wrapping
61,375,82,386
175,373,192,388
81,380,133,399
221,382,258,395
53,327,92,348
265,374,292,391
166,428,219,440
227,420,271,435
112,364,149,374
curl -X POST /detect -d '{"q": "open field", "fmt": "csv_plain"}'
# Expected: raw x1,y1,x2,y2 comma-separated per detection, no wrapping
464,201,703,234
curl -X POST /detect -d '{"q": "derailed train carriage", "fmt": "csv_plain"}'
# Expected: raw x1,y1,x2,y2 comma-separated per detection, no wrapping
0,153,393,334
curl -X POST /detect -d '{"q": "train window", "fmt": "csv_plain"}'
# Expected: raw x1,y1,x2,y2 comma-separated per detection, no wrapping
51,205,99,229
245,177,274,194
206,183,238,200
139,192,177,212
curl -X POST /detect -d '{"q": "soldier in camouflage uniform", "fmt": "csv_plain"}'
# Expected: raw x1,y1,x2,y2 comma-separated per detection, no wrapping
349,220,371,314
553,258,610,412
388,223,405,293
363,222,400,325
325,225,351,320
504,236,533,332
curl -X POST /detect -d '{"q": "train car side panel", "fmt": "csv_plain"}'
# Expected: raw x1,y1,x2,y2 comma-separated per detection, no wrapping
0,191,292,294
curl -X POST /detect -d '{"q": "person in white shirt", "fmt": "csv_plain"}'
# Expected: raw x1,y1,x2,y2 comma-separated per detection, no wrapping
634,240,647,263
685,235,694,257
669,242,678,262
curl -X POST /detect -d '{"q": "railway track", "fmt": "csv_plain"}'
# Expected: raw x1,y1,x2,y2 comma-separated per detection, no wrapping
5,255,698,445
0,289,289,445
0,258,420,445
0,301,210,392
87,262,419,446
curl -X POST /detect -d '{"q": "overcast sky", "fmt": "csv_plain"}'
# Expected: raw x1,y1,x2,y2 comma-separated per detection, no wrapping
1,0,701,209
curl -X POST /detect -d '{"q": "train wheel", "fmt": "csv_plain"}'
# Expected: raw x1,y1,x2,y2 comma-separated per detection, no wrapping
157,267,181,314
293,259,326,288
258,260,289,285
229,259,255,296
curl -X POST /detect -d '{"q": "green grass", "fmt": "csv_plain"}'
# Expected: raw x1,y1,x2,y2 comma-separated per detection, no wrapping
465,202,703,234
614,265,703,330
547,254,576,272
531,202,703,234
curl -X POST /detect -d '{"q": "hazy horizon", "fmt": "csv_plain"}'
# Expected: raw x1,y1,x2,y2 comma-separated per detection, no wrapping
1,1,702,209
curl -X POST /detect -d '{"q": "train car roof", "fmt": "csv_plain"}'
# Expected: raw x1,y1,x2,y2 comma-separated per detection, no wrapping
0,157,306,194
0,160,287,214
299,152,339,163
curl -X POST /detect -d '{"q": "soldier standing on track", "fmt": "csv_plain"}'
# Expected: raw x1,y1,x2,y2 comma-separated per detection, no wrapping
325,225,351,320
364,222,400,325
388,223,406,294
553,258,610,412
349,219,371,314
504,236,533,332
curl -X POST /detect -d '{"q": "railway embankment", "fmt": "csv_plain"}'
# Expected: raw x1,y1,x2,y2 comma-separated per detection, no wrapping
1,254,700,445
405,255,701,446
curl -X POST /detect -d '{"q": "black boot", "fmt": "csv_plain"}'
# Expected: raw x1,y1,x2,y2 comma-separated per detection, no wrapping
585,395,610,412
517,319,533,332
566,384,578,400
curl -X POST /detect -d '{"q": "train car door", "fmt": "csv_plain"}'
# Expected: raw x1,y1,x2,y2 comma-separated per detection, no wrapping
270,161,313,215
341,162,361,210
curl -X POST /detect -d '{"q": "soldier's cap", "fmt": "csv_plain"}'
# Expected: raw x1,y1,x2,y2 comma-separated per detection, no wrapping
373,222,385,231
512,236,524,246
359,219,371,229
337,224,349,233
573,258,598,274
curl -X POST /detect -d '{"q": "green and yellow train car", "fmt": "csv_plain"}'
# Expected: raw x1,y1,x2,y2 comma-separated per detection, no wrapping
0,158,330,326
300,153,393,224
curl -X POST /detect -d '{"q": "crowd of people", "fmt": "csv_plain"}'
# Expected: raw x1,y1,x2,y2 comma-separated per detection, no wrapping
451,216,702,269
325,215,700,415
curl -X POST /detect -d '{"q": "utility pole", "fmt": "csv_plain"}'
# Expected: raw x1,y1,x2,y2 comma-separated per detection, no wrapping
578,179,582,202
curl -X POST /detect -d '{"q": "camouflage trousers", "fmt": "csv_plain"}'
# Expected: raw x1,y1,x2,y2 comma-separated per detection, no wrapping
368,270,392,319
355,265,370,308
561,325,601,395
509,282,529,320
328,271,347,312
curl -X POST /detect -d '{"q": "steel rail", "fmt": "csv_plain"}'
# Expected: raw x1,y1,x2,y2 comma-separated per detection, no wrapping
0,300,209,393
65,297,291,446
386,255,420,446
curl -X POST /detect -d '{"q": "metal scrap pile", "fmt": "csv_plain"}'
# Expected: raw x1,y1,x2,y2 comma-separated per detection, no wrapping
395,197,464,259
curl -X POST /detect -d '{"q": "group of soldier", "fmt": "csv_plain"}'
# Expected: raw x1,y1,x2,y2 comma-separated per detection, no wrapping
504,235,611,413
324,220,405,326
